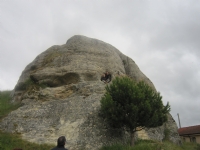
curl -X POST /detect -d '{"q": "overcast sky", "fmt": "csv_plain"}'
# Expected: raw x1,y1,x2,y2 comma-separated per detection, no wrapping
0,0,200,128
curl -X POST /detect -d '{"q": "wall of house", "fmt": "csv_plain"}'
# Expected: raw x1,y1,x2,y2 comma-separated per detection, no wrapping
181,134,200,144
182,136,190,142
196,135,200,143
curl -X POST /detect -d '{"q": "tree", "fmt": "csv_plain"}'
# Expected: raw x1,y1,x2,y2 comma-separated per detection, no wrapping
100,76,170,146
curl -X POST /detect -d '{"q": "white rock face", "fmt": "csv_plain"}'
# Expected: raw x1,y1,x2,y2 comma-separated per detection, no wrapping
0,35,180,150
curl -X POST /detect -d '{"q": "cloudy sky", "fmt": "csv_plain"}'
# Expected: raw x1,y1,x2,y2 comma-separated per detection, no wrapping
1,0,200,128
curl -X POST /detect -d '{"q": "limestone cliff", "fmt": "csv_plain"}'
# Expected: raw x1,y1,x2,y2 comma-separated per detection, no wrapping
0,35,180,149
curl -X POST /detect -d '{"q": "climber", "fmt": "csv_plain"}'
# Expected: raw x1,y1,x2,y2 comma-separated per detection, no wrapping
105,71,111,83
101,72,112,83
101,73,107,83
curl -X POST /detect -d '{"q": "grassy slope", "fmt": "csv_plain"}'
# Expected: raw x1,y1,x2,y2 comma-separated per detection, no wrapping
0,131,54,150
100,139,199,150
0,90,21,119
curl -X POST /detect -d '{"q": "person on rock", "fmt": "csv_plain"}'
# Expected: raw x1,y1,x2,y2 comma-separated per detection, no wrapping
105,71,111,83
51,136,68,150
101,73,107,83
101,72,111,83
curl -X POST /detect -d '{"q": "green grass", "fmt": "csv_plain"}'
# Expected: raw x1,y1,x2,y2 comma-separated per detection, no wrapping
0,135,198,150
0,131,54,150
181,142,200,150
100,139,199,150
0,90,21,119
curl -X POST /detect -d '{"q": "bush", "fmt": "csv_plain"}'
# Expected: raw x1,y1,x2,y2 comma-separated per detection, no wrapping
100,76,170,146
0,90,21,119
195,144,200,150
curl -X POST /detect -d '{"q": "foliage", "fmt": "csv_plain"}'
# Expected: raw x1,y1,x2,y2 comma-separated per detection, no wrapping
0,131,53,150
100,139,199,150
100,76,170,146
100,140,191,150
194,144,200,150
180,142,198,150
0,132,198,150
0,90,21,119
16,77,48,92
25,78,48,90
163,128,171,141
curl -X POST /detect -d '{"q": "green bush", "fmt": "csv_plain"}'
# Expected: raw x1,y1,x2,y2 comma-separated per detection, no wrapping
163,128,171,141
194,144,200,150
0,90,21,119
100,76,170,146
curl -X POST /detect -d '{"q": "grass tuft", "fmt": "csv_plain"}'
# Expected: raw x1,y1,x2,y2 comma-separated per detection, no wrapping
0,90,21,119
0,131,53,150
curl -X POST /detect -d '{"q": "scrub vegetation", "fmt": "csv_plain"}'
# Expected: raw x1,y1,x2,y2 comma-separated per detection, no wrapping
100,76,170,146
0,90,21,119
100,139,199,150
0,131,53,150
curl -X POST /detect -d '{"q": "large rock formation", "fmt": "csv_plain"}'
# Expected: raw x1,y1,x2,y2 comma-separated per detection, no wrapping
0,35,180,149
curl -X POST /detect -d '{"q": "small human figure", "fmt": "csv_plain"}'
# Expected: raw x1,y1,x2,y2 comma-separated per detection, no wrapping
101,73,107,83
101,72,111,83
105,71,111,83
51,136,68,150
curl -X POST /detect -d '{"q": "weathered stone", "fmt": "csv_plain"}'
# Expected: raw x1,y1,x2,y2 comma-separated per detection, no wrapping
0,35,180,149
137,114,180,144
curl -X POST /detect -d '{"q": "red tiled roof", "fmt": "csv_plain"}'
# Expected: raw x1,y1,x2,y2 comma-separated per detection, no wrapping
178,125,200,135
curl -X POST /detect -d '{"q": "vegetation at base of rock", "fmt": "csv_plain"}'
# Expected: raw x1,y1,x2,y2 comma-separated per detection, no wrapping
0,132,198,150
163,127,171,141
0,91,21,119
100,139,198,150
100,76,170,146
0,131,53,150
195,144,200,150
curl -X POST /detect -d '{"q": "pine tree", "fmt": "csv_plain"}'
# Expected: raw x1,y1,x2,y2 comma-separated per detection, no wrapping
100,76,170,146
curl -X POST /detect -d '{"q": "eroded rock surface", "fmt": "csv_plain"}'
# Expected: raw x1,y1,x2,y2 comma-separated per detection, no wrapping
0,35,180,149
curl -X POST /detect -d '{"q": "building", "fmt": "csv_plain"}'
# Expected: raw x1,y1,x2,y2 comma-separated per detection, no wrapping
178,125,200,143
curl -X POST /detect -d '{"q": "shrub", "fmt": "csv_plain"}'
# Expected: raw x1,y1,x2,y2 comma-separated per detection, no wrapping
100,76,170,146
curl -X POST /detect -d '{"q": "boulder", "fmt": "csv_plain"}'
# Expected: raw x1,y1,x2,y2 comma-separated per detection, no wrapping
0,35,180,149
